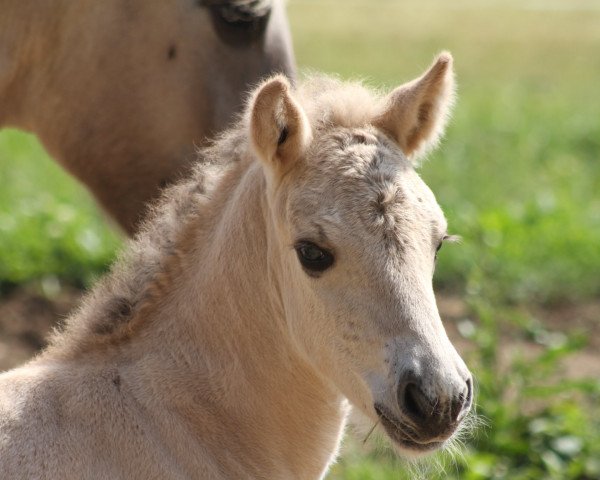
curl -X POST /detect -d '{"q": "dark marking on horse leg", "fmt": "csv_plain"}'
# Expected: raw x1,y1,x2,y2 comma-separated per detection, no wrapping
113,375,121,389
167,45,177,60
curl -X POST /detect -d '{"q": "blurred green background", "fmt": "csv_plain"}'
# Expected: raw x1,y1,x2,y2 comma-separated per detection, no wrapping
0,0,599,478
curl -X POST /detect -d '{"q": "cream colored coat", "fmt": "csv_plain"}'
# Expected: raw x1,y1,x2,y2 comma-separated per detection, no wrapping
0,54,472,479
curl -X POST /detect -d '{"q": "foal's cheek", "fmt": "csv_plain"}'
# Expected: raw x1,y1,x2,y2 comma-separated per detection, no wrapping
337,320,389,376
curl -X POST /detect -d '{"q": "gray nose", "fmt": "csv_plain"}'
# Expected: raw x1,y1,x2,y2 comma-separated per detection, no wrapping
398,375,472,437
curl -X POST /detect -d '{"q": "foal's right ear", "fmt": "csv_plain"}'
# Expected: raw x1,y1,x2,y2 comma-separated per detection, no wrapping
249,75,311,172
374,52,455,161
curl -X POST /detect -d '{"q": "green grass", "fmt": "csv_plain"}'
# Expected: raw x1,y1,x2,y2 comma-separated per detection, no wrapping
1,0,599,478
0,130,120,291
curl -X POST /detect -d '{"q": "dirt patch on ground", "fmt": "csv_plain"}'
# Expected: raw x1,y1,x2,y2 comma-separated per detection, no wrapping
0,286,80,369
0,288,599,376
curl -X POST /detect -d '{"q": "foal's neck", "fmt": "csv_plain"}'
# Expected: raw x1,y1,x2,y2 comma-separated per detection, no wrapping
125,162,347,478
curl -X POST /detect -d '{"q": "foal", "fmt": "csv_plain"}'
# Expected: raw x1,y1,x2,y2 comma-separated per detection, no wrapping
0,53,472,479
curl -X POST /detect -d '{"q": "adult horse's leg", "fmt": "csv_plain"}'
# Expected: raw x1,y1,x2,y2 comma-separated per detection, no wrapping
0,0,295,234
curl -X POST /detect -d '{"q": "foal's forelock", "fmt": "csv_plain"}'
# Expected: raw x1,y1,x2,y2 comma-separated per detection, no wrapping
292,128,441,260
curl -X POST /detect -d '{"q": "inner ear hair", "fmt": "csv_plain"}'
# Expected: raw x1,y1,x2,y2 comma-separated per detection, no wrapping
277,126,289,146
249,75,311,167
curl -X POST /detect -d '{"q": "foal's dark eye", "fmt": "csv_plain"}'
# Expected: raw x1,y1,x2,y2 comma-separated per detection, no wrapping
295,242,334,272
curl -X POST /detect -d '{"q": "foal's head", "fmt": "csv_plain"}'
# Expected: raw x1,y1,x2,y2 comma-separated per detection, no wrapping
248,53,472,455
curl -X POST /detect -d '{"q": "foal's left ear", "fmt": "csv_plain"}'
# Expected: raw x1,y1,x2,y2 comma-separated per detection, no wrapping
374,52,455,161
249,75,311,173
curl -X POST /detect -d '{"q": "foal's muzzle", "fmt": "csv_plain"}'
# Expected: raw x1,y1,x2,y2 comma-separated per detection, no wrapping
375,373,473,451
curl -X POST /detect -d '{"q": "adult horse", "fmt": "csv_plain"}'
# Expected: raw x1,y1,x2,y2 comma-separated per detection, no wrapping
0,54,472,479
0,0,294,234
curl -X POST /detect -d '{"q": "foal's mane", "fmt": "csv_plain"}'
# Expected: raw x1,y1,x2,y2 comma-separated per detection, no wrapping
47,128,248,358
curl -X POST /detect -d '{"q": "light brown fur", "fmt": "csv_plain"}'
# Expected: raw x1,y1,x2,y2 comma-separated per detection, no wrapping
0,54,472,479
0,0,294,234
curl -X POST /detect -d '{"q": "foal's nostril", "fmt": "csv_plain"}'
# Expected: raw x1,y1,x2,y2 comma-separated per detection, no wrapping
399,376,473,430
465,377,473,406
402,383,433,421
451,378,473,422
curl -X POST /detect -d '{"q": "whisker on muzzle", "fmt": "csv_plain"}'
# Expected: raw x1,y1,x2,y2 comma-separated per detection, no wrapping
362,419,381,445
